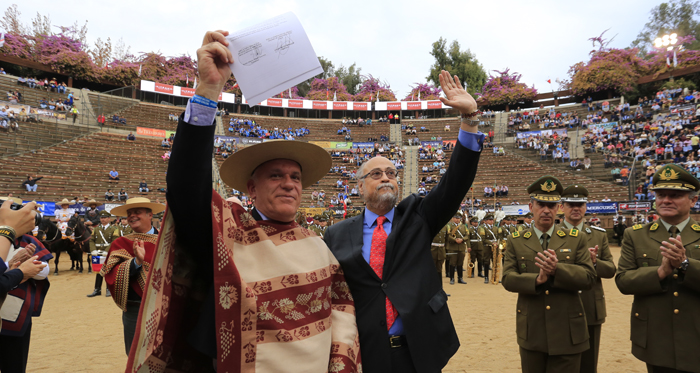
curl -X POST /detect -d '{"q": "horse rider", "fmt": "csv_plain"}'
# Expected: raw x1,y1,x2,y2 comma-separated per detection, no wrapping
55,198,73,239
87,210,119,298
83,199,102,227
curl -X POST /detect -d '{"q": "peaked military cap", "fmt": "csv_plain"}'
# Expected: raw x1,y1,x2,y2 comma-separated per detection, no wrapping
651,163,700,192
483,213,494,220
469,217,478,222
527,175,563,202
524,212,533,218
318,216,327,222
98,210,112,217
561,185,589,203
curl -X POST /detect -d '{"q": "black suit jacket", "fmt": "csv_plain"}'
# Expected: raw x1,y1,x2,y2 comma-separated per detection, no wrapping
324,141,481,373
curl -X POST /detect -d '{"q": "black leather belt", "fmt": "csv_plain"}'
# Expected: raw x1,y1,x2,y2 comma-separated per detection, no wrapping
389,335,406,348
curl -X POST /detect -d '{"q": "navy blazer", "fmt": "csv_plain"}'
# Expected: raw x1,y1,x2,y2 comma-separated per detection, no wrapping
324,141,481,373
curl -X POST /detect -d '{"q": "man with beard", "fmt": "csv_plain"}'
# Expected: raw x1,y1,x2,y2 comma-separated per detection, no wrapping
324,70,483,373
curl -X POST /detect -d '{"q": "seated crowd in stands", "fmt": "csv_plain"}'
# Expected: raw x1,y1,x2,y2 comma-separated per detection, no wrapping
17,76,68,93
226,117,309,140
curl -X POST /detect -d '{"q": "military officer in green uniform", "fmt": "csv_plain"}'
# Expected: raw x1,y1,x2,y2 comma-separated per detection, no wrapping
116,216,133,236
559,185,616,373
502,176,596,372
446,214,469,284
467,216,483,278
479,213,500,284
87,210,120,298
616,164,700,373
432,223,449,276
518,212,533,232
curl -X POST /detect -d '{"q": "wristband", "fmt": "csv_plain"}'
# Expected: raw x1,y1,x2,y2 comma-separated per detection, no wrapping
0,226,16,244
461,110,482,118
191,95,218,109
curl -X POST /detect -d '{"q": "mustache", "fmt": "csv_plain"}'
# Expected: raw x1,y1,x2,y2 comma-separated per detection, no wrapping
376,184,395,191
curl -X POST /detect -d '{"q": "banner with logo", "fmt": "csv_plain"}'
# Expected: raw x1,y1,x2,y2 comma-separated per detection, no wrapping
137,127,167,138
618,201,651,212
330,142,352,149
352,142,374,149
140,80,236,103
501,205,530,216
588,122,617,132
586,202,618,214
420,141,442,148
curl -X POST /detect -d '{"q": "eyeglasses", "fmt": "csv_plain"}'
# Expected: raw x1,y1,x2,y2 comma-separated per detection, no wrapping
360,168,398,180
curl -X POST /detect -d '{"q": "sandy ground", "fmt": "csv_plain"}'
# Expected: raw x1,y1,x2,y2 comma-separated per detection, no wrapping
27,245,644,373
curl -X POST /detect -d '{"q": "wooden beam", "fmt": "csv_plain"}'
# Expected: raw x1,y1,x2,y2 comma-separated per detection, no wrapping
637,64,700,84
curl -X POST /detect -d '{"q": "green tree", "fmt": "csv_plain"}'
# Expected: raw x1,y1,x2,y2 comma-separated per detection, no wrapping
427,37,487,96
335,63,362,95
297,56,334,96
631,0,700,54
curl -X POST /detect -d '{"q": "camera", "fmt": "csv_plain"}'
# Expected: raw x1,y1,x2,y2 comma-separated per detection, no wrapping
0,199,42,226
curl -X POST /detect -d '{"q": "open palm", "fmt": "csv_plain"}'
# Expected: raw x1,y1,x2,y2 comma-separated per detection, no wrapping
438,71,477,114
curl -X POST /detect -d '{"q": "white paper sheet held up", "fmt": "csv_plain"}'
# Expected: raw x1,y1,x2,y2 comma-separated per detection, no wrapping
226,12,323,107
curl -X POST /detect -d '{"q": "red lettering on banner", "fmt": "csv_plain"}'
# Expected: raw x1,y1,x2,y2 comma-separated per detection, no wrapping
137,127,167,138
387,102,401,110
353,102,367,110
313,101,328,110
333,102,347,110
427,101,443,109
288,100,303,108
155,83,174,94
267,98,282,107
180,87,195,97
407,102,421,110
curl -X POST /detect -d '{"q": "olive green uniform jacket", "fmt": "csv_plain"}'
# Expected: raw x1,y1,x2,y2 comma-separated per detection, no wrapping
615,219,700,372
502,226,596,355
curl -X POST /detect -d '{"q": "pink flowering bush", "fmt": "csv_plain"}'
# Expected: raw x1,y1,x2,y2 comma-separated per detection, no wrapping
354,75,397,102
272,86,303,99
403,83,441,101
478,69,537,106
306,77,354,101
568,48,649,95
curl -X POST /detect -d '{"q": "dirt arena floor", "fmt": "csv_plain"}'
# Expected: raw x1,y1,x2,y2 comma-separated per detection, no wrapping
28,245,645,373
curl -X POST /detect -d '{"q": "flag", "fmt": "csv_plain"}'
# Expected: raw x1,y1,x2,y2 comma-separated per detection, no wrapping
91,254,106,272
186,73,189,87
376,92,380,102
0,31,4,48
233,82,239,89
418,90,421,101
326,89,329,100
105,61,109,69
138,64,142,77
333,91,337,101
193,77,197,89
547,79,551,84
288,88,292,98
667,56,671,67
673,50,678,67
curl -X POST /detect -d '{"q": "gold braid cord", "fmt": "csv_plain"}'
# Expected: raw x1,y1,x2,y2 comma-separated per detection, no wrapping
99,233,157,311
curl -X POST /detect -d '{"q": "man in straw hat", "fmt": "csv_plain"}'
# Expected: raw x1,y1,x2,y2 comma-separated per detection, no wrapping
54,198,73,238
616,164,700,372
99,197,163,355
558,185,615,373
86,210,118,298
324,70,484,372
124,31,360,372
502,176,596,372
82,199,102,227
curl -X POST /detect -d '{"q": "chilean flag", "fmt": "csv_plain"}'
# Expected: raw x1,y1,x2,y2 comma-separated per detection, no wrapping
91,255,106,272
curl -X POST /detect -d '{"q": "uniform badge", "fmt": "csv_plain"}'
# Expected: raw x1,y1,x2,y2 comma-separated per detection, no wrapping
520,263,527,270
557,230,566,237
585,228,591,234
569,228,579,237
512,231,520,238
541,179,557,192
642,262,649,267
559,249,571,253
659,166,680,181
650,223,659,231
524,231,532,239
692,224,700,232
633,224,643,230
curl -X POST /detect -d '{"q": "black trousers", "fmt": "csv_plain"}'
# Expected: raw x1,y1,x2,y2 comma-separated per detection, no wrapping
123,301,141,355
0,322,32,373
390,344,419,373
93,273,104,290
580,324,601,373
647,364,692,373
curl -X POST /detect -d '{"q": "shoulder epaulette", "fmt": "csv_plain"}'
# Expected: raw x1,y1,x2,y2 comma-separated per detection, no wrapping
649,223,659,231
569,228,579,237
512,231,520,238
590,225,606,232
633,224,643,230
693,224,700,232
557,230,566,237
523,231,532,239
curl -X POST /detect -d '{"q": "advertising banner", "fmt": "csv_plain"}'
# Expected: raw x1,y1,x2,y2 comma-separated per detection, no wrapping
619,202,651,212
586,202,618,214
136,127,167,138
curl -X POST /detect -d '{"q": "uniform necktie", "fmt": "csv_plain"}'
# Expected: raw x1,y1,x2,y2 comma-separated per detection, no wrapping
541,233,549,251
669,225,678,238
369,216,398,331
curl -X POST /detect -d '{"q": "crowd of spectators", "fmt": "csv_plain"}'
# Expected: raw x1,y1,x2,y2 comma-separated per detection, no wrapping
17,76,68,93
227,117,309,140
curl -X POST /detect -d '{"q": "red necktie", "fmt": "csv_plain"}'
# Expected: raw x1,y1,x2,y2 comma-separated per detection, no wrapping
369,216,398,331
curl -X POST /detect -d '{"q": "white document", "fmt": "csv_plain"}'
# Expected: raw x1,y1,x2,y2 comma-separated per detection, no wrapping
226,12,323,107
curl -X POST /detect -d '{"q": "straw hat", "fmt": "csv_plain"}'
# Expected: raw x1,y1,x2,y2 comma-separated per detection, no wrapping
56,198,71,206
219,140,332,192
109,197,165,217
82,199,103,207
1,196,22,204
